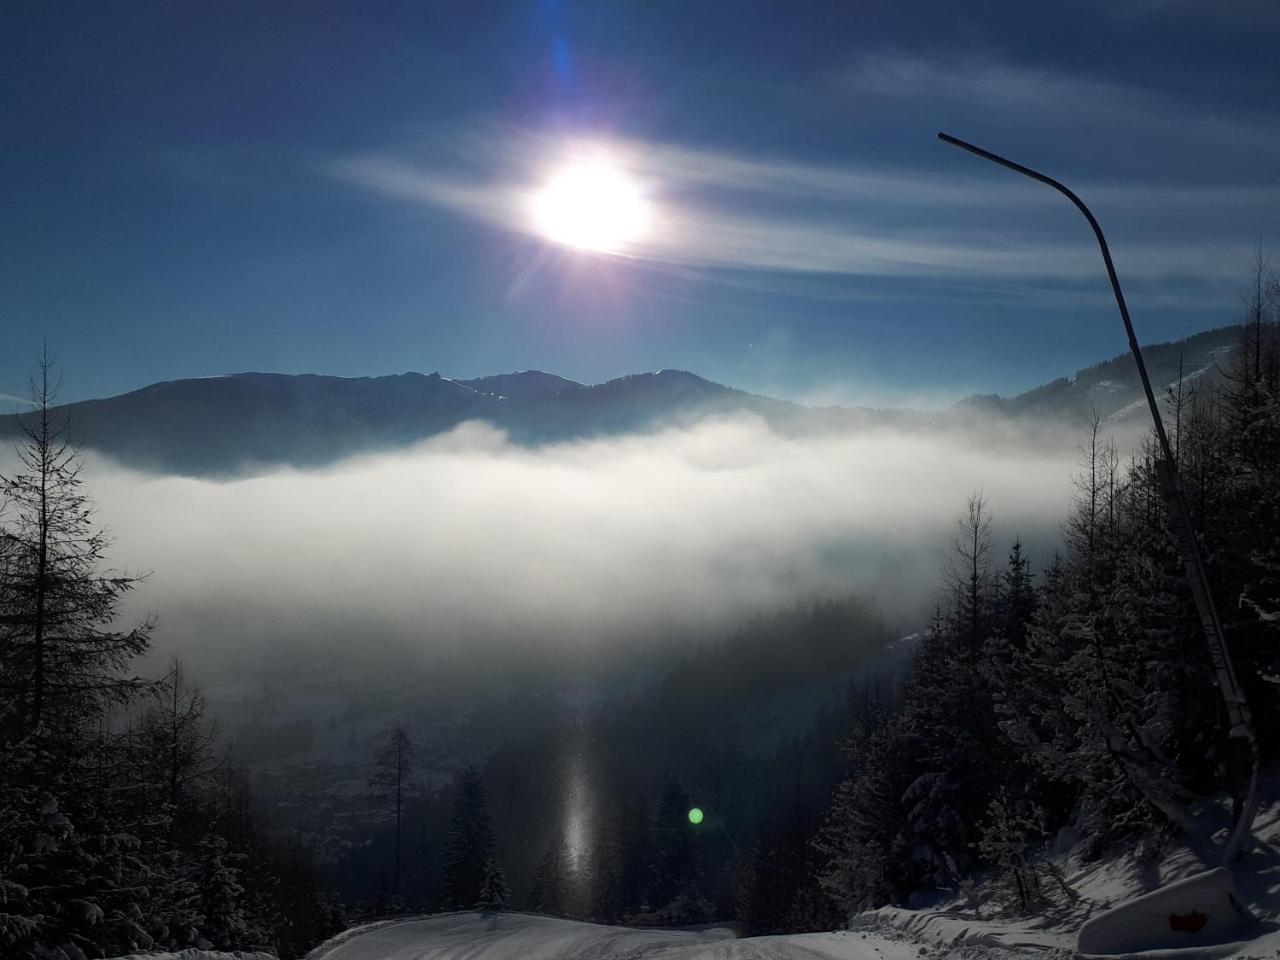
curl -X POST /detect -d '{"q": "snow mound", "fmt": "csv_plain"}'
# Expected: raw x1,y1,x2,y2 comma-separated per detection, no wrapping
1078,868,1254,955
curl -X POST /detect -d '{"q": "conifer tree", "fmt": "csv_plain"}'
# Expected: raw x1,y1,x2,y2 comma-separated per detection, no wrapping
0,349,151,739
477,860,510,914
649,777,705,918
894,493,1002,889
439,767,506,910
370,725,414,896
197,835,248,950
529,833,571,915
815,718,906,912
614,797,653,917
137,659,220,845
977,787,1073,914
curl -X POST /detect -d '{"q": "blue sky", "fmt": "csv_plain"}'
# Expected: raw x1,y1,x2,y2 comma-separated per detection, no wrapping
3,0,1279,408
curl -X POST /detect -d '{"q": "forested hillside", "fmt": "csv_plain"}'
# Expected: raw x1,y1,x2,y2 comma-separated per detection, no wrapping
1,306,1275,957
817,309,1279,916
332,309,1280,934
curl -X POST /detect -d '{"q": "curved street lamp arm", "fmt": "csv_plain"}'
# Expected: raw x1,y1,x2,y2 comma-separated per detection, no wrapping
937,132,1257,864
937,133,1173,458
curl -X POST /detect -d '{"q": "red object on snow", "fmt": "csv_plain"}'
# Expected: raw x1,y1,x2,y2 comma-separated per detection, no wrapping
1169,911,1208,933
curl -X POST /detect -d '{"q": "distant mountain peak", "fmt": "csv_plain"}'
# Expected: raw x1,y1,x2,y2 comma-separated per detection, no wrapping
458,371,583,399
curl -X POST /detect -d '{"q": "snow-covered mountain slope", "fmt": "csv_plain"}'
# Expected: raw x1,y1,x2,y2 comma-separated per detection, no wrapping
1100,346,1230,426
305,912,919,960
952,326,1239,428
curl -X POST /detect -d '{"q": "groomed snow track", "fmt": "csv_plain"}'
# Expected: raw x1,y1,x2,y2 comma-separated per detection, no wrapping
306,912,922,960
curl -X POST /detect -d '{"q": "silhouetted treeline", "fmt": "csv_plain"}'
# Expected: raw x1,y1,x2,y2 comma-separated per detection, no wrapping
330,596,895,927
0,353,342,958
820,306,1280,915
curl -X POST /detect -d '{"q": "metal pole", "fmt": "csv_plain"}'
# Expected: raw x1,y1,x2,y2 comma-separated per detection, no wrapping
938,132,1258,863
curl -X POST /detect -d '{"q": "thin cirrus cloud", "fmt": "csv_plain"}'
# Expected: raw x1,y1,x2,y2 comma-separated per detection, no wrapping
331,149,1086,281
846,51,1280,172
328,99,1269,291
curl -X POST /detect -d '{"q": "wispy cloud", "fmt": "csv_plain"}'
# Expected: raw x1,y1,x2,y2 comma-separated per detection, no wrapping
1099,0,1271,25
329,126,1264,288
324,53,1279,298
845,51,1280,164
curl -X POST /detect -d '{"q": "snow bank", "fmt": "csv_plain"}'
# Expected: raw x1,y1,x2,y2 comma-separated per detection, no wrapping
1077,867,1255,955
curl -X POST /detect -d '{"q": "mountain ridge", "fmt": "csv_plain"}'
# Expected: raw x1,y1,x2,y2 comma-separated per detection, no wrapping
0,325,1246,476
952,324,1238,425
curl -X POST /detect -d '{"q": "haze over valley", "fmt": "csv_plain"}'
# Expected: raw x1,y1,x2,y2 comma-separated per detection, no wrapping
2,327,1226,688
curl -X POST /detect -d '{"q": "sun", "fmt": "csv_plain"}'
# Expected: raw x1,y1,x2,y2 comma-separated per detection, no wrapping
529,154,651,255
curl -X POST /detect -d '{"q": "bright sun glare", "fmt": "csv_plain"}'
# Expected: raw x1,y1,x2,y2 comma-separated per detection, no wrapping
530,155,651,255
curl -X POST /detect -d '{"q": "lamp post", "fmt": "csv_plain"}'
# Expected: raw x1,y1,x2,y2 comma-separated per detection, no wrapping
938,132,1258,864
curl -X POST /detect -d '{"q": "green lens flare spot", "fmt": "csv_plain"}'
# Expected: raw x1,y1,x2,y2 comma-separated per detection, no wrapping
688,807,704,825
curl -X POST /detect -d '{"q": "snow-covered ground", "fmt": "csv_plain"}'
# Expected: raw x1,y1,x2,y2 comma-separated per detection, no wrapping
306,912,924,960
110,951,276,960
301,905,1277,960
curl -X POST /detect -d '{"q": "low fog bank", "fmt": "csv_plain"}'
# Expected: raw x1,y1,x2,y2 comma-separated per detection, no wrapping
60,415,1094,682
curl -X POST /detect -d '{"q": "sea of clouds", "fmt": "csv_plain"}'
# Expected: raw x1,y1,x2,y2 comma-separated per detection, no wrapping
54,414,1096,682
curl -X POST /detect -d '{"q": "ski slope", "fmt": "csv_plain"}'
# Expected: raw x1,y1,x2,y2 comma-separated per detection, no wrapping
307,912,921,960
303,791,1280,960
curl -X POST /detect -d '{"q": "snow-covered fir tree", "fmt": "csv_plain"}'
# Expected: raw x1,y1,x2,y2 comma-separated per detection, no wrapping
819,302,1280,912
477,859,511,914
440,767,507,910
529,833,571,916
